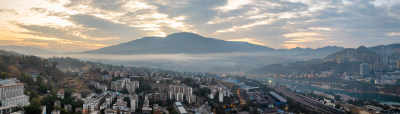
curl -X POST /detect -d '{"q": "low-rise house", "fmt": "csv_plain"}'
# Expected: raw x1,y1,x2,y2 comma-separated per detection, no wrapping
57,89,65,99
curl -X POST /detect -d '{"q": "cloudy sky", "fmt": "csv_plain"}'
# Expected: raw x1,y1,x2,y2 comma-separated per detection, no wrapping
0,0,399,52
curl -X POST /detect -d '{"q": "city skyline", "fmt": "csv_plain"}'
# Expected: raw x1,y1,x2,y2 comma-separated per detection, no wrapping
0,0,399,52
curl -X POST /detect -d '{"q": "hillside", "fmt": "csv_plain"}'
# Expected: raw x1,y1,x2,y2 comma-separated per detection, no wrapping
325,46,379,63
47,57,126,73
369,43,400,59
253,46,382,75
0,45,56,55
277,46,344,58
0,49,21,56
0,49,66,82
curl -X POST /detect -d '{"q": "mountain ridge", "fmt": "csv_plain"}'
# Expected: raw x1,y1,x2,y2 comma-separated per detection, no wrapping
252,44,400,75
82,32,346,55
82,32,275,54
0,45,56,55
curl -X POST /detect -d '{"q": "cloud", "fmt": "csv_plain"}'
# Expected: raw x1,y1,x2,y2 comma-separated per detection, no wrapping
69,14,144,39
285,38,323,43
30,8,47,14
0,37,24,41
228,38,265,46
0,9,19,15
217,0,252,11
216,19,275,33
14,22,120,43
283,32,320,38
1,0,400,51
142,0,227,25
308,27,333,31
281,44,305,49
387,32,400,36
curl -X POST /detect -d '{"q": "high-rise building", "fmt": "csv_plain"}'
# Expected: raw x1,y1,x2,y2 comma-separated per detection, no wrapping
176,93,184,102
130,94,138,112
142,95,152,113
168,85,192,95
186,95,196,104
126,81,139,94
397,60,400,69
82,94,104,114
219,92,224,103
360,63,369,76
110,78,131,92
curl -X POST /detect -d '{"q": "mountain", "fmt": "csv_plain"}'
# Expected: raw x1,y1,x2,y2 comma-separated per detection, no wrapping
0,45,56,55
369,43,400,52
77,32,345,72
325,46,378,63
368,43,400,59
0,49,21,56
252,46,381,74
82,32,274,54
277,46,344,58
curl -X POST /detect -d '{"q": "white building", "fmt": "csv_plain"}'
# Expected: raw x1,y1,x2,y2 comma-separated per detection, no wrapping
142,95,152,113
0,78,30,112
186,95,196,104
176,93,184,102
169,85,193,102
218,92,223,103
168,85,192,95
360,63,369,76
111,78,136,92
2,95,30,107
57,89,64,99
82,94,105,114
168,92,175,100
112,100,127,110
130,94,138,112
51,110,60,114
126,81,139,94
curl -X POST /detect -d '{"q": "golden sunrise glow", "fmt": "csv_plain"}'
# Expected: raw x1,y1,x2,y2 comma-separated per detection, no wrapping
228,38,266,46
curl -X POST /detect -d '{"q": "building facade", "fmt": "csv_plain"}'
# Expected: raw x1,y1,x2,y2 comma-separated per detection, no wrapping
0,78,30,112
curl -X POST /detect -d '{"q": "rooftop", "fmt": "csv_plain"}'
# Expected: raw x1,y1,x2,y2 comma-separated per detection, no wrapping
178,107,187,113
269,92,287,102
175,102,182,106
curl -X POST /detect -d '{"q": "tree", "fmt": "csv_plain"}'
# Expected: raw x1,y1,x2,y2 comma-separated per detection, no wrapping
64,89,73,99
24,105,41,114
136,83,152,94
52,61,58,68
195,87,211,98
38,85,48,94
122,88,129,94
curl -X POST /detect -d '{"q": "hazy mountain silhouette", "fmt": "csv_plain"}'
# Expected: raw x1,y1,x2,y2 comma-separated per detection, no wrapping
0,45,56,55
277,46,344,58
82,32,274,54
324,46,378,63
252,45,391,74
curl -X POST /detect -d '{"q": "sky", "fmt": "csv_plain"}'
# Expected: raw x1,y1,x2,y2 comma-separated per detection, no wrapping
0,0,399,52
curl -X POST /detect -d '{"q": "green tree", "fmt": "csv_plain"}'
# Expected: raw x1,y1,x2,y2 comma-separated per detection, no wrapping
38,85,48,94
24,105,41,114
64,89,73,99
